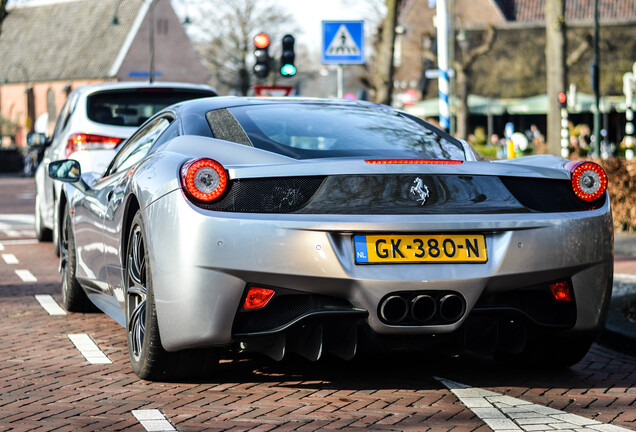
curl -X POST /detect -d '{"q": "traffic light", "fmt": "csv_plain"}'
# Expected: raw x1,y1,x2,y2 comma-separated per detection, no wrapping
558,91,567,108
253,33,270,78
280,34,296,77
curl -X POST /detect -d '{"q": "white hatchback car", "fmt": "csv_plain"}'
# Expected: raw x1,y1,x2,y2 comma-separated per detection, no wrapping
34,81,217,253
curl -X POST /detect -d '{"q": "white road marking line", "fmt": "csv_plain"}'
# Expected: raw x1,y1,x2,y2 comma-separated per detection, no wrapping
15,269,37,282
615,273,636,283
0,243,4,251
0,239,38,245
0,214,35,225
436,377,634,432
35,295,67,316
132,410,176,431
2,253,19,264
67,334,112,364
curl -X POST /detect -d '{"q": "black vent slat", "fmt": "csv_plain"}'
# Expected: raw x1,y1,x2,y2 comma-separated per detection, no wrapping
193,176,325,212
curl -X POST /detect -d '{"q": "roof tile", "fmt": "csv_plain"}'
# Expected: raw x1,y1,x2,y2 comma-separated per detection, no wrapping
0,0,144,83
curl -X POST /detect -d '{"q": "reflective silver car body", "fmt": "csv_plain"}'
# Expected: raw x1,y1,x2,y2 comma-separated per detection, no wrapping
58,97,613,371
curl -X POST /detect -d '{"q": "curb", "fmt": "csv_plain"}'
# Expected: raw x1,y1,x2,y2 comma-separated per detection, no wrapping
598,275,636,356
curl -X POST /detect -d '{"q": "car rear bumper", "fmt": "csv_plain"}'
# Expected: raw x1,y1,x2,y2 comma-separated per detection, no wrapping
145,190,613,353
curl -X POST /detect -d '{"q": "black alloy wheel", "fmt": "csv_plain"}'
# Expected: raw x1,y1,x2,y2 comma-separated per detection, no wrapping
126,219,150,364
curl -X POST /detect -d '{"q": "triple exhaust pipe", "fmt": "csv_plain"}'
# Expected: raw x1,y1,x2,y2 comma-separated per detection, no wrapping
379,292,466,325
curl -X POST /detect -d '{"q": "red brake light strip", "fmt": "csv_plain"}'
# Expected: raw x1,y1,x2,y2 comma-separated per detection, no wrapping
365,159,463,165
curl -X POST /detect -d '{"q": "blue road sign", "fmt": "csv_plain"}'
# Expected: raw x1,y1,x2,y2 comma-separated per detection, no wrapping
322,21,364,64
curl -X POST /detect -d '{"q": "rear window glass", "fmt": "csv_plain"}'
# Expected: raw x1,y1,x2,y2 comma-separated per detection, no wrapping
222,103,466,160
87,89,216,127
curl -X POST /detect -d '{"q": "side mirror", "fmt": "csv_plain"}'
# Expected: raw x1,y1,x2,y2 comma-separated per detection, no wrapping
27,132,47,146
48,159,81,181
48,160,89,193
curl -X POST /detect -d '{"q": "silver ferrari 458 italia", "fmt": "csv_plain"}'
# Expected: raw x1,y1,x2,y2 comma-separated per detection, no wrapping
48,97,613,381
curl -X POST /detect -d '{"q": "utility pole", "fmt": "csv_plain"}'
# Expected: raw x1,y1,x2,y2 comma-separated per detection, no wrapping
149,0,156,84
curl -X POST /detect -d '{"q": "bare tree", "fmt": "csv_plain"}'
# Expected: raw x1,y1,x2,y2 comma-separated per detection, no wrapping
192,0,297,96
372,0,401,105
545,0,567,156
454,26,496,140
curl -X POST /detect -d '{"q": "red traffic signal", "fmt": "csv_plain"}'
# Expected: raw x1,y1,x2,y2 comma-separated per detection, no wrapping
254,33,270,49
558,91,567,108
253,33,270,79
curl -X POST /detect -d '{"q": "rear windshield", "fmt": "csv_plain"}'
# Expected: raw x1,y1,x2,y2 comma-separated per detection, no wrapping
87,88,216,127
220,103,466,160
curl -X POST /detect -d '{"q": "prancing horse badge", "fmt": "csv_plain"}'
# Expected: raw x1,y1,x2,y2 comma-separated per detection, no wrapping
410,177,430,205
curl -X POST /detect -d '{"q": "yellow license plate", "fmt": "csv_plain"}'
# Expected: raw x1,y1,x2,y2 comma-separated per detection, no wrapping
353,234,487,264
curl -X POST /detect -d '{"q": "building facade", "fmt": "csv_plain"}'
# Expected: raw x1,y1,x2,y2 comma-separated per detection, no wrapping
0,0,209,147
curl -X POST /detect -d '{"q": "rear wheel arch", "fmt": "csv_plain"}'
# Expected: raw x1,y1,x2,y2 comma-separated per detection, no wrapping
121,196,141,265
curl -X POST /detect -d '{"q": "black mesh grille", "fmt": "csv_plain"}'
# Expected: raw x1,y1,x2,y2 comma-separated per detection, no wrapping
193,176,326,212
499,176,606,212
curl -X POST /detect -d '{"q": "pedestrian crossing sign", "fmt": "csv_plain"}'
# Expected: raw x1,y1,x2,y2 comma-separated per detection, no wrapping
322,21,365,64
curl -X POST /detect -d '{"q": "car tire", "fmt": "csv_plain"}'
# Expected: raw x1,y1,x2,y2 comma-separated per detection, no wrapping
34,194,52,242
60,205,95,312
125,211,217,381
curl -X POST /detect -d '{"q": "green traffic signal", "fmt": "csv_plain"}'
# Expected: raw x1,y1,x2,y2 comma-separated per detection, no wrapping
281,63,296,76
280,34,295,77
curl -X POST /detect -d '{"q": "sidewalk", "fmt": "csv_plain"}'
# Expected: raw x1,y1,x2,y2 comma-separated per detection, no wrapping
600,232,636,355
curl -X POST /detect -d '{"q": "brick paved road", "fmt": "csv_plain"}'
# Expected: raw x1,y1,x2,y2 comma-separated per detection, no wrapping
0,177,634,432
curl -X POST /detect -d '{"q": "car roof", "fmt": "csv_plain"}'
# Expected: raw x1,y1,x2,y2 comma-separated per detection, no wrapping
69,81,217,97
167,96,458,145
171,96,395,116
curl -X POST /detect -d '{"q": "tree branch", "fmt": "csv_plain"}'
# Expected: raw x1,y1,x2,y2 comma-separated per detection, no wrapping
566,33,592,68
463,25,496,66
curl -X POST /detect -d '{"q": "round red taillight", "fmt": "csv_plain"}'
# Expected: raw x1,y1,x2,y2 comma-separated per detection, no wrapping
181,158,227,202
568,161,607,202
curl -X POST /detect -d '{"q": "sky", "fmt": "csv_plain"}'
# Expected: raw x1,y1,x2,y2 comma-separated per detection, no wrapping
276,0,381,53
172,0,383,54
